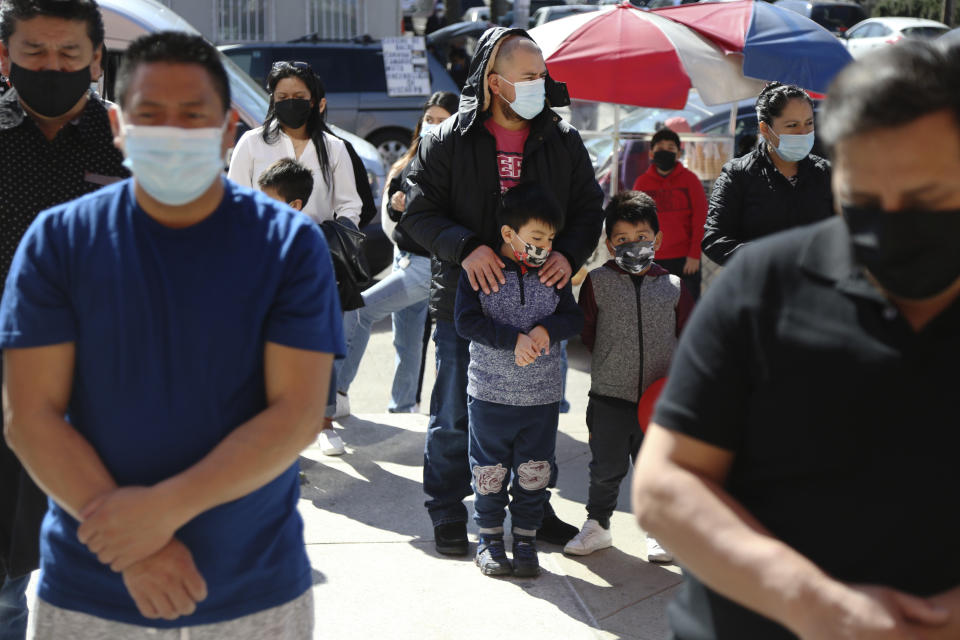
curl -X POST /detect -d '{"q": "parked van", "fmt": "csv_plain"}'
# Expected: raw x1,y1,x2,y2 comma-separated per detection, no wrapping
95,0,393,274
96,0,385,189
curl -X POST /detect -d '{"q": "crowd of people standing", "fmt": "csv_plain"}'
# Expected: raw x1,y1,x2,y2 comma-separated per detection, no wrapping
2,0,960,639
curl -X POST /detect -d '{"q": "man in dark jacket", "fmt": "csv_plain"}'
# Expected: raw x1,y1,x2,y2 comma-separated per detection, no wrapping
0,1,128,637
401,26,604,554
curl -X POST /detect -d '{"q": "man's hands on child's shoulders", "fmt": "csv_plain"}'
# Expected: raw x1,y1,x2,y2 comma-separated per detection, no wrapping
515,326,550,367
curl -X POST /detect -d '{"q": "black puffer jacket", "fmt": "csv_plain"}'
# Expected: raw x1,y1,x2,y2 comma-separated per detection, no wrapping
400,26,604,322
702,146,833,266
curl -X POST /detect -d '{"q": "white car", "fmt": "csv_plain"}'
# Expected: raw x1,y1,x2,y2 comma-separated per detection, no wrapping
844,17,950,58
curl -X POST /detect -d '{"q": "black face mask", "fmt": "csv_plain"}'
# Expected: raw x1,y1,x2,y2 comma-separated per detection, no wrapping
9,62,91,118
274,98,312,129
652,150,677,172
843,204,960,300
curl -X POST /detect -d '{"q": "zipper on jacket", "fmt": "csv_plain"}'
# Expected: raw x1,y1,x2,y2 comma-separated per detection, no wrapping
518,272,526,305
634,275,644,401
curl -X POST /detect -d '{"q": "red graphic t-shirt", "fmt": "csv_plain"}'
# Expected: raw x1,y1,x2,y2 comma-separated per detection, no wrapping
485,118,529,192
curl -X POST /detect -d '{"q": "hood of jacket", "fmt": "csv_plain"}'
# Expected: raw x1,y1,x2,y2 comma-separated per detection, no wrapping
458,26,535,135
640,161,696,186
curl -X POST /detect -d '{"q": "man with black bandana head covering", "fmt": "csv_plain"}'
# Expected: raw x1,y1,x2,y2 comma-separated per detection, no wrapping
0,1,126,636
401,27,604,556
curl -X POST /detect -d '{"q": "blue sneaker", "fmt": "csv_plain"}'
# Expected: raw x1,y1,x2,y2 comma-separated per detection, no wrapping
512,534,541,577
476,535,512,576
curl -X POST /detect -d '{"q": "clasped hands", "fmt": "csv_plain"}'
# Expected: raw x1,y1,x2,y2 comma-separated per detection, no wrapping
515,325,550,367
77,487,207,621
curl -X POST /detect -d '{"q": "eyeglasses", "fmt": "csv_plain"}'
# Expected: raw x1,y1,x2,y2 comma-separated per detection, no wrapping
272,61,312,72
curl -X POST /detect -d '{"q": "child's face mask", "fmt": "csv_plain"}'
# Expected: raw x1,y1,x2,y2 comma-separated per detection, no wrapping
614,240,655,274
510,232,551,268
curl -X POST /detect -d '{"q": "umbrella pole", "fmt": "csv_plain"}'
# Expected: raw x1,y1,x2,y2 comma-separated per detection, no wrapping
729,105,737,136
611,103,620,197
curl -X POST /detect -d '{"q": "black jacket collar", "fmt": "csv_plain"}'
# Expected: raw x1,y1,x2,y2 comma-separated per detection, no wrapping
798,216,885,302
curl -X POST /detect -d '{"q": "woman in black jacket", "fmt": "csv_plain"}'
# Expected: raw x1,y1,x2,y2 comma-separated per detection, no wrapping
333,92,459,415
702,83,834,266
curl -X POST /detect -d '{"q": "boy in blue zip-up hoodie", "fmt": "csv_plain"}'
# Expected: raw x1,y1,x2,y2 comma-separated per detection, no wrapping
455,182,584,578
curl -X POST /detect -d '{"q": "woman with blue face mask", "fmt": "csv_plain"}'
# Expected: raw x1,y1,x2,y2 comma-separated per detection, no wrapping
333,92,459,417
702,82,834,267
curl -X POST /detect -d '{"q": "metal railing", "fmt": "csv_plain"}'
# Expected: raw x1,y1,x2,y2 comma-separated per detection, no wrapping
215,0,276,43
306,0,367,40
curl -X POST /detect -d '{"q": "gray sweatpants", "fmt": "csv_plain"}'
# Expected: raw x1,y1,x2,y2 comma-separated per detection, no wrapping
30,589,314,640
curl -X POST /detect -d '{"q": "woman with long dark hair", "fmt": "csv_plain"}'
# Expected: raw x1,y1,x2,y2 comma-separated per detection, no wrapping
333,91,459,416
229,61,362,456
229,61,362,227
702,82,833,266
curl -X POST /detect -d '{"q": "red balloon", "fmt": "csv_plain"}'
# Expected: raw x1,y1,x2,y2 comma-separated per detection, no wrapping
637,378,666,433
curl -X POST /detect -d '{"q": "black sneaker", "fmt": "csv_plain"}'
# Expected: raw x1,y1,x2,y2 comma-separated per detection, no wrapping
512,535,540,577
434,522,469,556
475,535,512,576
537,513,579,545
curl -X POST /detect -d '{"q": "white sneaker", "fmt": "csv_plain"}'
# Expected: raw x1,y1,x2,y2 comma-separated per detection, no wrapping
563,519,613,556
317,429,345,456
332,392,350,420
646,535,673,563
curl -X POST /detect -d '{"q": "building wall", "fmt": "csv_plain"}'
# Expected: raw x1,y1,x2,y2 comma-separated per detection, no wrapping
164,0,402,44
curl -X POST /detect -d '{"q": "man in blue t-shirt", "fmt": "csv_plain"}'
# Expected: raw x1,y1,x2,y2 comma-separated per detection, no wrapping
0,32,342,637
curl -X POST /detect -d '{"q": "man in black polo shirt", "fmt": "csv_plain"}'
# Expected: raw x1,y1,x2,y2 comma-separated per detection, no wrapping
633,42,960,640
0,1,126,637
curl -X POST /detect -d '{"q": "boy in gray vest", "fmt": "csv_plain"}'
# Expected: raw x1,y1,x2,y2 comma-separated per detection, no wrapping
564,191,693,562
454,182,584,578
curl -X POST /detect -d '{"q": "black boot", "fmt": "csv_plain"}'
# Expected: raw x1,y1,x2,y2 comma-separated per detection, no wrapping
434,521,469,556
537,513,579,545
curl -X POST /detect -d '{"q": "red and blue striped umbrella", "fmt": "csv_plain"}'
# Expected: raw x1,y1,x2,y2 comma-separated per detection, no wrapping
529,3,767,109
653,0,853,93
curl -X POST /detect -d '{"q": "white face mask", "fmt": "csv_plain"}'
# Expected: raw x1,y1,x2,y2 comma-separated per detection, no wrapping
119,113,227,206
496,75,545,121
420,121,440,138
767,128,815,162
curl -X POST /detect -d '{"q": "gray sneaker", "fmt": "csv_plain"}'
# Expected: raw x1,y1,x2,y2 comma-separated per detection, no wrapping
476,535,512,576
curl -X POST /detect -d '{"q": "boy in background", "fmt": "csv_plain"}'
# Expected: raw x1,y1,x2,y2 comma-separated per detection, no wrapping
565,191,693,563
455,183,583,578
258,158,313,212
259,158,349,457
632,128,707,300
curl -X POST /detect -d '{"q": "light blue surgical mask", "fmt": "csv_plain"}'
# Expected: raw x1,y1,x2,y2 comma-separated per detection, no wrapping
768,129,815,162
420,121,440,138
121,119,227,206
497,75,545,121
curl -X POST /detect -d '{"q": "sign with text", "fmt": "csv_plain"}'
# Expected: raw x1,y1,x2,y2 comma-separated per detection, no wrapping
382,36,431,97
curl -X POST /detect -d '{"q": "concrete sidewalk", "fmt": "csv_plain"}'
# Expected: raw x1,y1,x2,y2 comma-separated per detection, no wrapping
295,327,681,640
299,410,681,640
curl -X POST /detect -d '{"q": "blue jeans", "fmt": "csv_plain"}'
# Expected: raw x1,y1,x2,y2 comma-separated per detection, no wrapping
559,340,570,413
336,250,430,412
0,572,30,640
423,320,473,525
468,397,559,532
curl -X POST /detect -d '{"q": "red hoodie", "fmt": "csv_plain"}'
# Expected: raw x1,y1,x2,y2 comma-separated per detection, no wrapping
632,162,708,261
